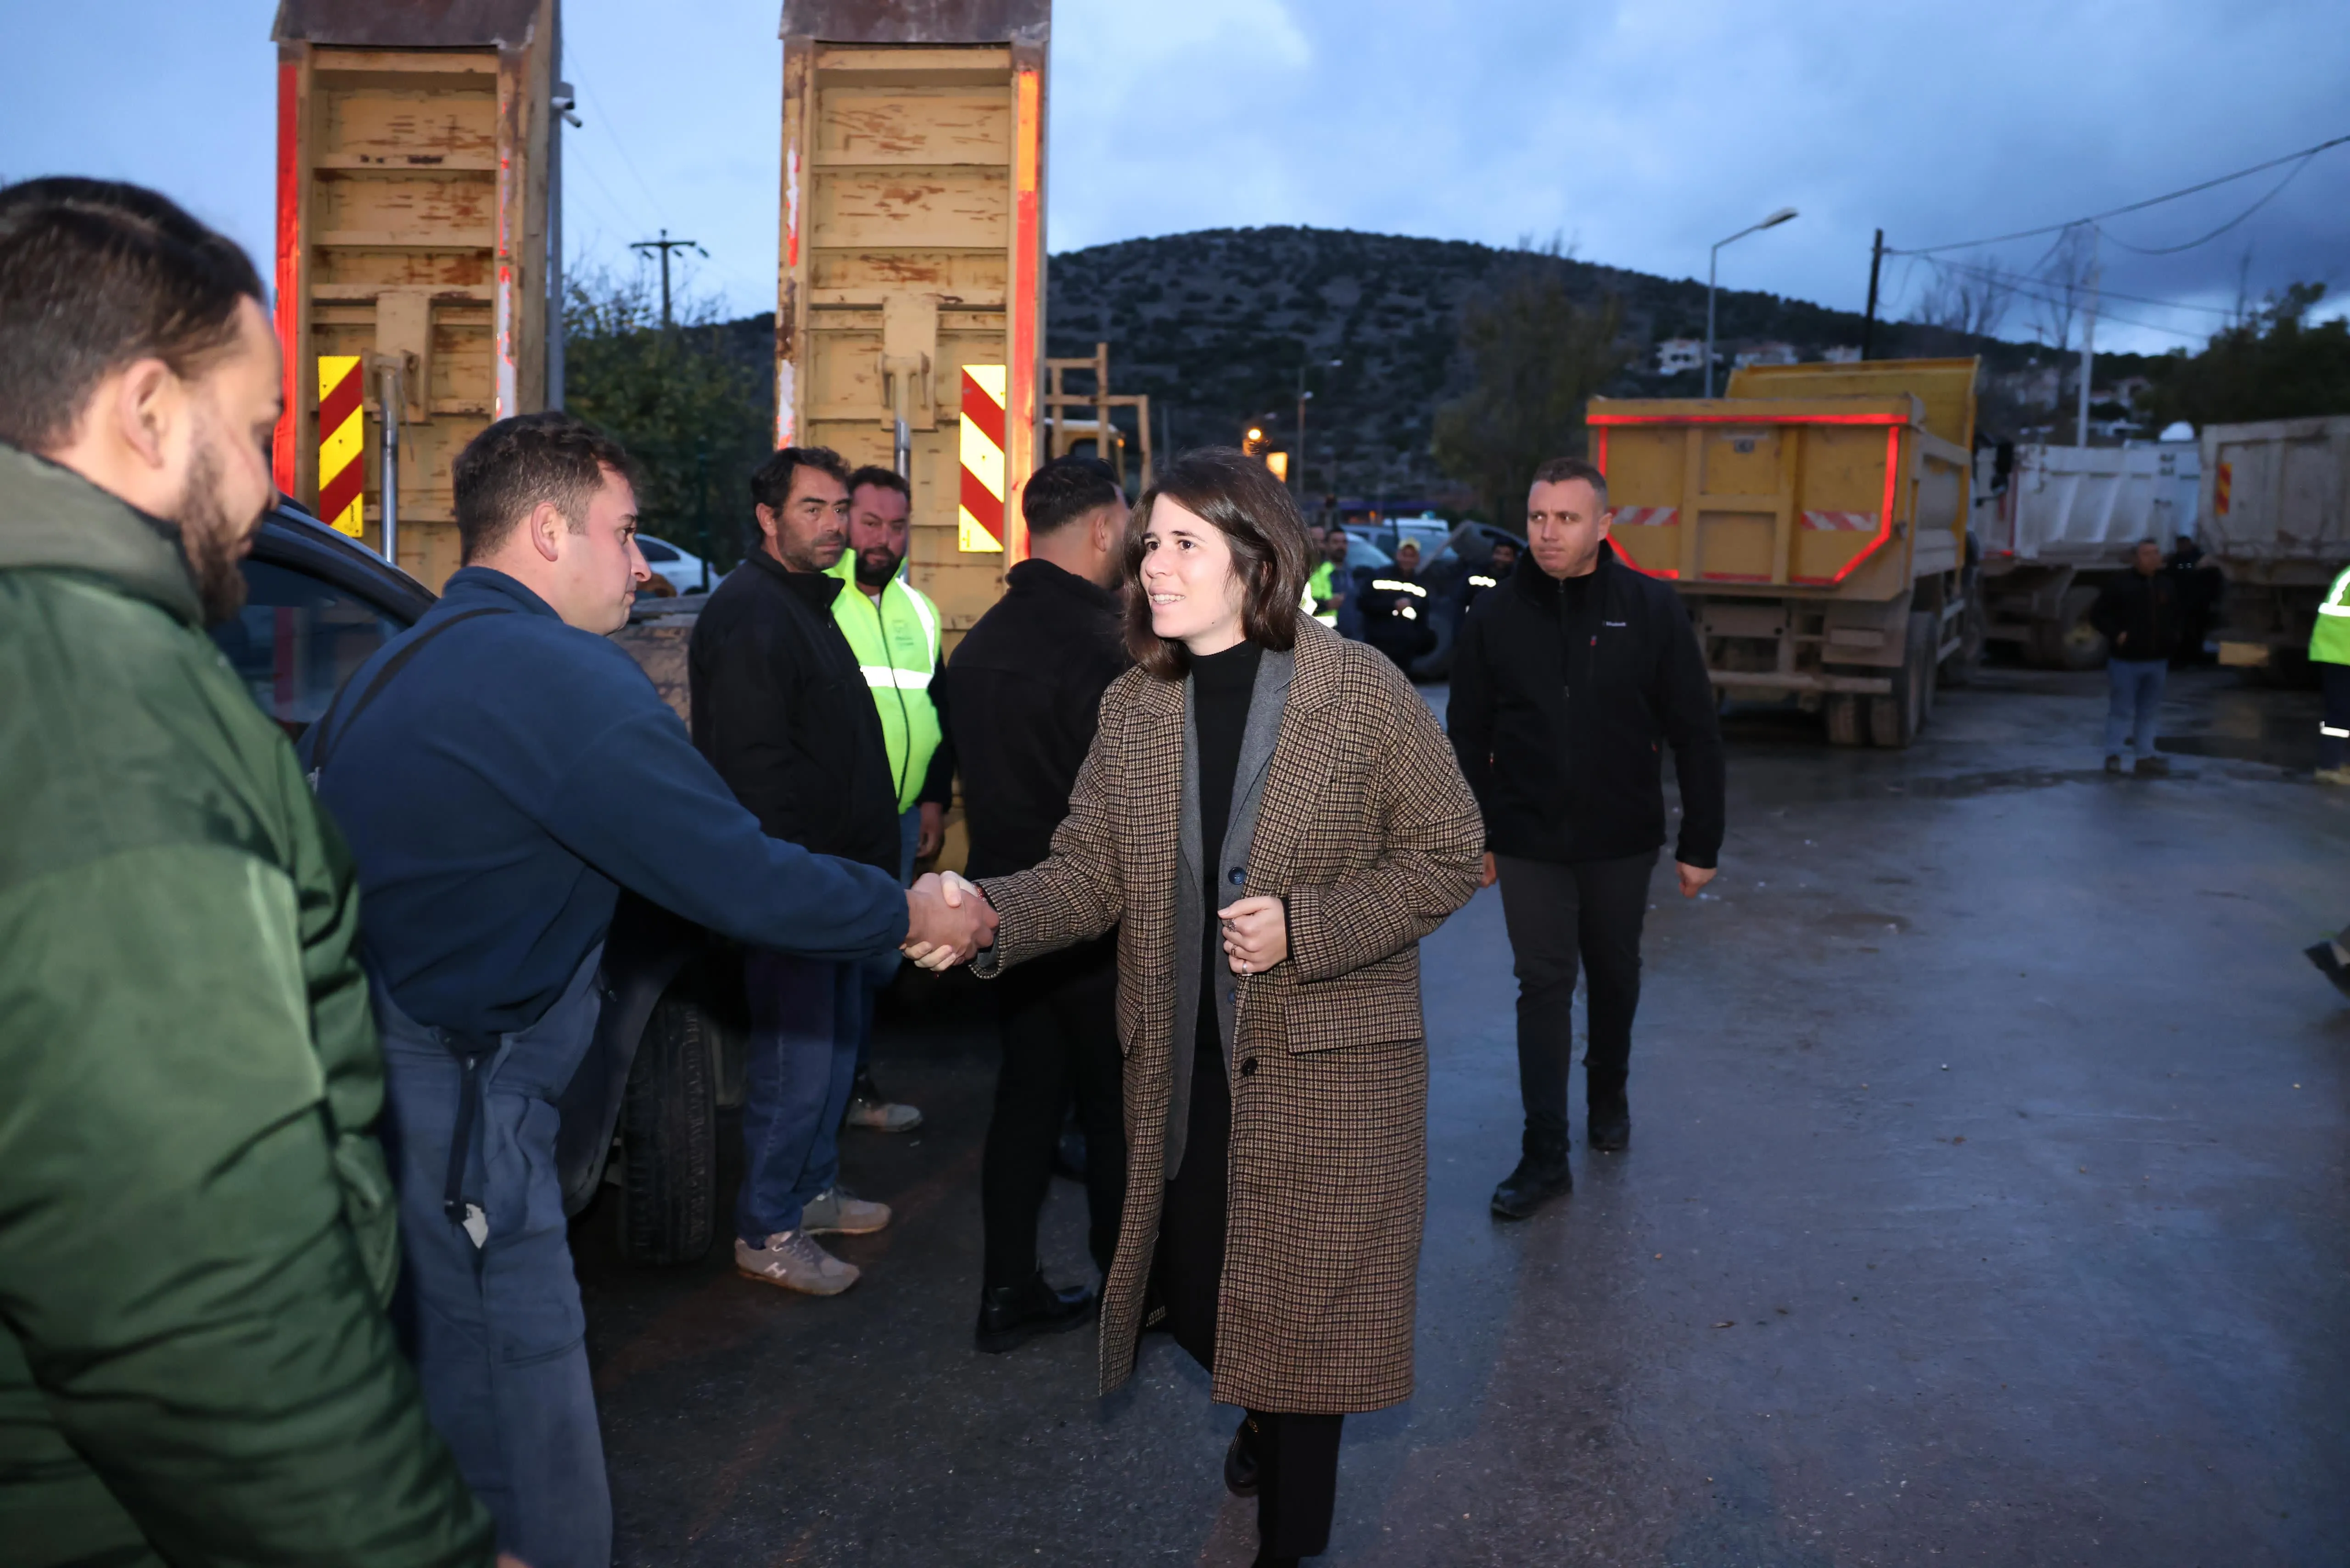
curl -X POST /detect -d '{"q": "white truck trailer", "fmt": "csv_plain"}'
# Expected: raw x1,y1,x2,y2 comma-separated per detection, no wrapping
2199,415,2350,673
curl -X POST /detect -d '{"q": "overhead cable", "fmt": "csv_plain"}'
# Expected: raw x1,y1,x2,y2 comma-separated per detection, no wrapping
1886,133,2350,257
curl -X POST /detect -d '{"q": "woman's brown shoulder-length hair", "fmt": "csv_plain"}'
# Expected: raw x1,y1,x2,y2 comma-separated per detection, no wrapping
1122,446,1312,679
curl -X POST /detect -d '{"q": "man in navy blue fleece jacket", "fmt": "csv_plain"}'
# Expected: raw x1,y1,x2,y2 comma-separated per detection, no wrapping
312,413,990,1568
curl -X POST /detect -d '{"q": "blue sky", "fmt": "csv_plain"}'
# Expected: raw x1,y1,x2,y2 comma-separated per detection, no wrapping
5,0,2344,355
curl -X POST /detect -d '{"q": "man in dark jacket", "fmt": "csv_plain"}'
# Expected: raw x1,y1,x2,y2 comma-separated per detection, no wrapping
1448,456,1726,1219
2090,539,2180,777
314,414,981,1566
0,175,497,1568
690,446,912,1296
931,456,1133,1351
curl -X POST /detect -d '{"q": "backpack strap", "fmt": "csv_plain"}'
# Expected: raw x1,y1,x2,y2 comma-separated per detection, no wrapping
307,606,509,784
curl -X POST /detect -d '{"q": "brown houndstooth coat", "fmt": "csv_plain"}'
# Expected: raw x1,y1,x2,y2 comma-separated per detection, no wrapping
975,617,1483,1413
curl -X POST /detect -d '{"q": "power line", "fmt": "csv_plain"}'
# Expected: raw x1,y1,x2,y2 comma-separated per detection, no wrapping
1886,132,2350,257
1924,253,2239,317
2095,154,2317,255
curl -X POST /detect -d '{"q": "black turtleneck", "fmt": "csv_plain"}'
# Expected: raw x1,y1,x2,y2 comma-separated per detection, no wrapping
1191,638,1262,1060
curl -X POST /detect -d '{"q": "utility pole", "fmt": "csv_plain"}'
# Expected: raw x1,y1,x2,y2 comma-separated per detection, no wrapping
2076,228,2101,448
1294,356,1341,500
546,2,577,407
630,229,705,328
1705,207,1797,397
1861,228,1884,361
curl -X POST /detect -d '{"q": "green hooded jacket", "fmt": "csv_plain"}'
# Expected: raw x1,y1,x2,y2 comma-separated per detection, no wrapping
0,444,493,1567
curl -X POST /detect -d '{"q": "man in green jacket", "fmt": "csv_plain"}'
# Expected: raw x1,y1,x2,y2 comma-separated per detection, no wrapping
0,178,497,1566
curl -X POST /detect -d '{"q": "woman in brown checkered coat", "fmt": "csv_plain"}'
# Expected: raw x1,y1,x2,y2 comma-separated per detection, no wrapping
930,448,1483,1564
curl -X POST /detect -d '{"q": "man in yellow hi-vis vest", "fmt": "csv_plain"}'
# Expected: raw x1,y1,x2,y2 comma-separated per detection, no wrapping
827,466,949,1131
2312,558,2350,788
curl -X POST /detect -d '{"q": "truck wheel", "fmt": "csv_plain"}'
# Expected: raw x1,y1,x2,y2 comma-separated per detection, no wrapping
2053,586,2107,671
616,995,716,1267
1868,612,1936,748
1824,692,1864,746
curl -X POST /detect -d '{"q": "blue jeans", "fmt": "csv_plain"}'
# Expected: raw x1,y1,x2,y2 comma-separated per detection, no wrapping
855,806,922,1073
375,951,610,1568
739,952,863,1242
2104,657,2167,760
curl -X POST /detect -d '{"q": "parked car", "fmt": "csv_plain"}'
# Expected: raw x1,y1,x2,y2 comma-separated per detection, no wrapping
637,535,720,595
221,502,726,1266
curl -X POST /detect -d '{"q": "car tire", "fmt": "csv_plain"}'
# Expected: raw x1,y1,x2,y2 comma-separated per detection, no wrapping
616,995,717,1267
2053,586,2108,671
1867,611,1936,748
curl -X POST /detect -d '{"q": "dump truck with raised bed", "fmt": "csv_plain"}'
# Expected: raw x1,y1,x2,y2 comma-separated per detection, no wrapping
1589,357,1977,747
598,0,1055,1269
269,0,557,590
2198,414,2350,674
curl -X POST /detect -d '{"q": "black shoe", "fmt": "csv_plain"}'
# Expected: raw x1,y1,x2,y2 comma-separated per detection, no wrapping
974,1273,1097,1354
1587,1094,1630,1153
2306,941,2350,1001
2105,754,2123,775
1250,1556,1300,1568
1224,1416,1260,1497
1491,1140,1572,1220
2135,754,2171,777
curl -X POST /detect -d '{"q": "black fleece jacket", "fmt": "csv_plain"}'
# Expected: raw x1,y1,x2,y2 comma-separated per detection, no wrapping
687,549,901,874
931,558,1132,880
1447,541,1726,868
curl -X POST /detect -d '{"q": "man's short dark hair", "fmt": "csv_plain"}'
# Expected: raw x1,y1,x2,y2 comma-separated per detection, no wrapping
750,446,850,516
1024,455,1125,536
1531,455,1609,509
452,411,635,562
846,465,911,506
0,177,266,452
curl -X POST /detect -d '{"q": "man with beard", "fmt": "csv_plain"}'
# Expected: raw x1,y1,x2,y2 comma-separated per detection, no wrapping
0,178,501,1565
824,465,947,1134
691,448,919,1297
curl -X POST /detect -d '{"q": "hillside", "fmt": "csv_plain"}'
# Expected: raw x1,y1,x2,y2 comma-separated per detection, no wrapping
699,225,2161,511
1045,225,2035,505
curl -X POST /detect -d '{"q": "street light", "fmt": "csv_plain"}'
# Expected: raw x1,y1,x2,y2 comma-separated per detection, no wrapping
1704,206,1797,397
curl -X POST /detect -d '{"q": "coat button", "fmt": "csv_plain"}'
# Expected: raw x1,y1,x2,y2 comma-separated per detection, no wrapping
1228,866,1246,885
1240,1058,1259,1076
1226,988,1237,1005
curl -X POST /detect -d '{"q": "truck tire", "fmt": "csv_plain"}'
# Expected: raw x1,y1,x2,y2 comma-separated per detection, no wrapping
1868,612,1936,748
615,995,716,1267
1824,691,1864,746
2052,586,2106,671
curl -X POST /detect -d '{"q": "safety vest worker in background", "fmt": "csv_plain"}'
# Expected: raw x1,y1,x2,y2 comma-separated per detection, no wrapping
2311,560,2350,786
827,465,950,1132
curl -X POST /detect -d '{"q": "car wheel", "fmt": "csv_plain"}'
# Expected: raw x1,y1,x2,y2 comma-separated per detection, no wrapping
615,995,717,1267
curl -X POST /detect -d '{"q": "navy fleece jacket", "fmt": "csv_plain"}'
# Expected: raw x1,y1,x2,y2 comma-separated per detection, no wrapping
312,568,907,1036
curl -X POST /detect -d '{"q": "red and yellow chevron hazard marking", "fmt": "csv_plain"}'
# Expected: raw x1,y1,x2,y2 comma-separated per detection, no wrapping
2215,461,2232,517
958,364,1007,554
317,355,365,537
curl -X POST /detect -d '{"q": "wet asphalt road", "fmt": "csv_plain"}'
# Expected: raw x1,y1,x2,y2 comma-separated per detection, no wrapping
573,664,2350,1567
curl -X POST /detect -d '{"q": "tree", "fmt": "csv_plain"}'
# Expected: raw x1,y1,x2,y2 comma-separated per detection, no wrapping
1913,262,2012,340
2143,282,2350,431
560,266,772,575
1432,245,1628,528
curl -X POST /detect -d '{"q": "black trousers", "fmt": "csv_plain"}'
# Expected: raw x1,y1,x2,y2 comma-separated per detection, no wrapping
2321,662,2350,771
1495,850,1658,1144
981,937,1126,1290
1157,1033,1346,1559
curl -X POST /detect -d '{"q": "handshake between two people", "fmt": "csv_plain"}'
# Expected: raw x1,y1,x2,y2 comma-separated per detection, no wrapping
902,871,998,971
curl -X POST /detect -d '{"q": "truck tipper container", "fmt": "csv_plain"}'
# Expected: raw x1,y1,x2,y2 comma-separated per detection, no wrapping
269,0,557,591
1591,357,1976,746
1975,440,2201,669
2198,415,2350,670
775,0,1050,655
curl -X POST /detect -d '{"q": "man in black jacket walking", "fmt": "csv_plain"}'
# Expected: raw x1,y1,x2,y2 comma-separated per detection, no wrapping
691,446,911,1294
931,456,1133,1350
1448,456,1726,1219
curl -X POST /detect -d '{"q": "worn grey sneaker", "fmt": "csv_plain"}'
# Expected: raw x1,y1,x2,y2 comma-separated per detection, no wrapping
843,1069,923,1132
800,1185,891,1236
736,1230,860,1295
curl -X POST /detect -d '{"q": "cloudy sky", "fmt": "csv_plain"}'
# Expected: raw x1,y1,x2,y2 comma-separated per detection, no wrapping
6,0,2344,354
